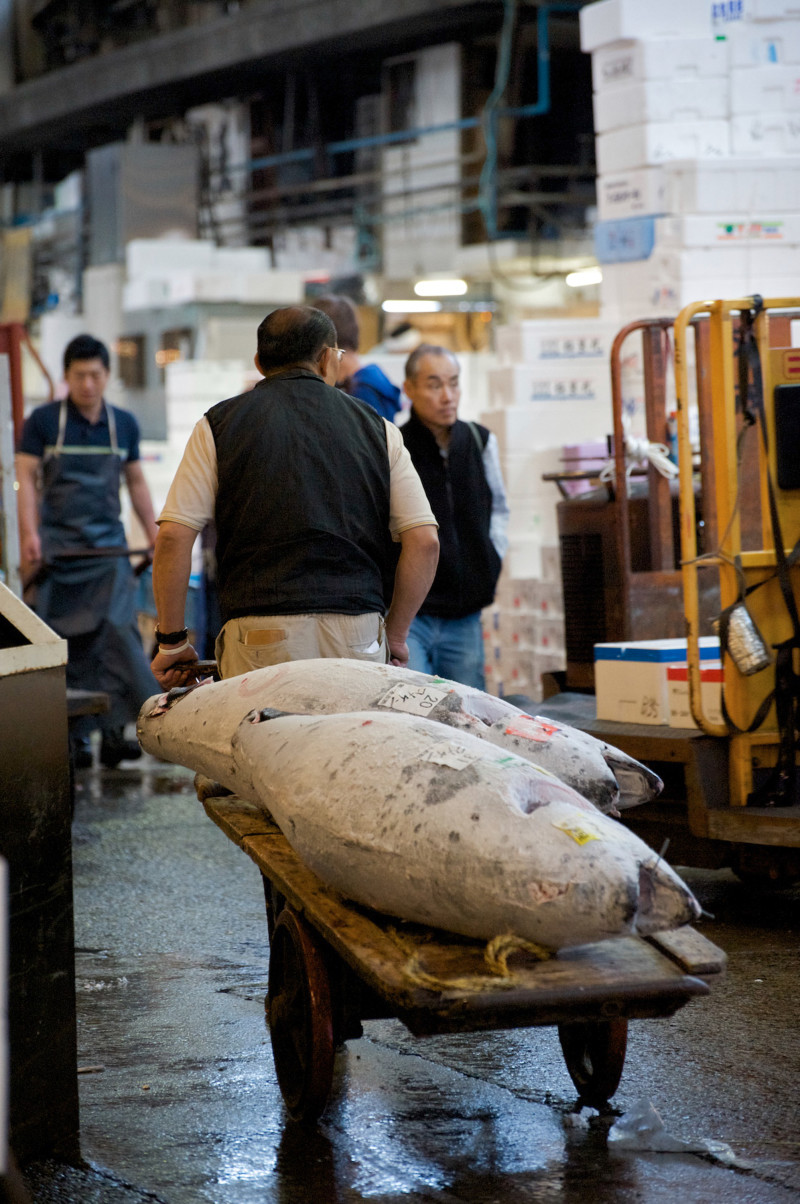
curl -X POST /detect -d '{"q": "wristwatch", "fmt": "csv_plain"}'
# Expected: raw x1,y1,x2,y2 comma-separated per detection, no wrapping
154,627,188,645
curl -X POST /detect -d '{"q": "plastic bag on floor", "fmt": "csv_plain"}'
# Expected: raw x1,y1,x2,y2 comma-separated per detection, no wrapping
608,1099,750,1168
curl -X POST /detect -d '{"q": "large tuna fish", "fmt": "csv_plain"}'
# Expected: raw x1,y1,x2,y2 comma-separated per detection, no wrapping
140,700,699,949
137,659,660,814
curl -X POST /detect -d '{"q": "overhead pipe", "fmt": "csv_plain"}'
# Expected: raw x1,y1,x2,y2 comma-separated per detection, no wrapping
240,0,583,222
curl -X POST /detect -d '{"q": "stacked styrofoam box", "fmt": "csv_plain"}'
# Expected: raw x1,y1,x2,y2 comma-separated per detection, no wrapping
164,360,249,452
122,239,307,310
483,556,566,701
582,0,800,327
479,318,629,697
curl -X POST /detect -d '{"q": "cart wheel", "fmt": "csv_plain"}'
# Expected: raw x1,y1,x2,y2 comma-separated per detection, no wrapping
558,1018,628,1106
267,906,334,1122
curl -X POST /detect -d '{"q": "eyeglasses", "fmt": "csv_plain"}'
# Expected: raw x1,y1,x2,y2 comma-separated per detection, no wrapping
331,347,345,361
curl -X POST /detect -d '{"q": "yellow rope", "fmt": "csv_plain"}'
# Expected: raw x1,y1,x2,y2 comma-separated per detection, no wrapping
386,926,551,993
484,932,551,975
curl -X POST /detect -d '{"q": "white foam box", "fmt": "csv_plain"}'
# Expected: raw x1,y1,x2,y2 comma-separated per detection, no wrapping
533,616,566,655
656,213,800,245
487,363,611,408
506,535,553,579
662,156,800,212
482,402,614,458
609,243,800,290
213,246,271,273
122,278,170,311
748,0,800,17
165,359,248,401
730,64,800,113
580,0,713,53
506,502,560,546
498,447,567,495
493,574,537,611
710,0,750,28
604,272,800,323
236,271,305,305
530,578,564,617
126,239,216,280
594,636,720,724
732,112,800,154
596,121,730,175
597,167,668,221
728,21,800,64
667,661,724,728
533,649,567,685
591,37,729,90
540,545,561,584
593,78,728,135
168,272,241,304
494,318,620,366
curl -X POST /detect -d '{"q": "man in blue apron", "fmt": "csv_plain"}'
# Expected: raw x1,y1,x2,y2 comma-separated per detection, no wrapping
16,334,159,768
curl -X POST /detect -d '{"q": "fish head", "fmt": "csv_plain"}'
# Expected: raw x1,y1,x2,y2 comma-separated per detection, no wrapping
602,748,663,810
634,856,701,934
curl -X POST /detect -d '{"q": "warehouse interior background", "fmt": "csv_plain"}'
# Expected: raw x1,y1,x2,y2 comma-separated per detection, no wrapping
3,0,800,699
3,2,800,1199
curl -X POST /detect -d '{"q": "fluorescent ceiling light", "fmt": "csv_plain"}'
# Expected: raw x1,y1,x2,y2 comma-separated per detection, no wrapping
566,267,603,288
382,299,442,313
414,278,468,297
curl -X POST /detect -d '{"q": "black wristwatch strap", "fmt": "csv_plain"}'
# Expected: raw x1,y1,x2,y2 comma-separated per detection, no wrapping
155,627,188,645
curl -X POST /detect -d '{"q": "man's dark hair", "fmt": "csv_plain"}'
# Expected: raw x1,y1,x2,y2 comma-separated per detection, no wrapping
256,306,337,371
64,334,110,373
405,344,458,382
310,295,360,352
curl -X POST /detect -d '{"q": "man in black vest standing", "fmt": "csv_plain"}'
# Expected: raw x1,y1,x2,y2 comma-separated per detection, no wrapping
401,345,509,690
150,307,439,686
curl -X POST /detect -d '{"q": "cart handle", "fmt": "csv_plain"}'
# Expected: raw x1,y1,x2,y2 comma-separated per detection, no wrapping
675,295,800,735
674,299,728,736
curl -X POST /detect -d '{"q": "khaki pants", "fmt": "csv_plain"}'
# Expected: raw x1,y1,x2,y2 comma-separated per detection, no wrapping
215,612,387,678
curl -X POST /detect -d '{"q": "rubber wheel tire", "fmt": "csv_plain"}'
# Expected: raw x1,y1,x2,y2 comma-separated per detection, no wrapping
558,1018,628,1106
267,906,335,1122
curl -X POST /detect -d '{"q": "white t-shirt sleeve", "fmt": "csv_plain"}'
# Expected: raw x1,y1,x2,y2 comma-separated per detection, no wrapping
482,431,510,559
384,419,437,540
158,416,218,531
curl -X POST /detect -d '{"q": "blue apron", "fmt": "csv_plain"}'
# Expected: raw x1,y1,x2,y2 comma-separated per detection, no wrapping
37,400,157,727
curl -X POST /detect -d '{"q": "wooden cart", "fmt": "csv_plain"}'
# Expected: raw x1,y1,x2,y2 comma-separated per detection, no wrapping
203,793,726,1123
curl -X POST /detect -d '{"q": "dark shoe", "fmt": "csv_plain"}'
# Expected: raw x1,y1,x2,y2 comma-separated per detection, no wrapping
71,738,94,770
99,730,143,768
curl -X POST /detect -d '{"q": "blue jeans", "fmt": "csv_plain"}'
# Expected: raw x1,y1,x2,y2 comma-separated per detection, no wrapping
406,612,486,690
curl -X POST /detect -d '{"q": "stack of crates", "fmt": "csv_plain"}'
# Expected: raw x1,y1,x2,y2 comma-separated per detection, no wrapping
582,0,800,324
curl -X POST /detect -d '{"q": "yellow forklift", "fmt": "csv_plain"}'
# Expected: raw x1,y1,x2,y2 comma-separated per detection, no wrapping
543,297,800,885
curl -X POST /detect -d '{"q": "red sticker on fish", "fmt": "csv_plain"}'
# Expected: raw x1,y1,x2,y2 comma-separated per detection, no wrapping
504,715,559,742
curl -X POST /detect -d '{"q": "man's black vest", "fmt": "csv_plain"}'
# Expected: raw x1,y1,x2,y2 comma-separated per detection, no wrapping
401,411,501,618
206,369,393,624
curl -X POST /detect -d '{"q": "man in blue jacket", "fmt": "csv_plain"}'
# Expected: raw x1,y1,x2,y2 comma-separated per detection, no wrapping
311,294,402,421
401,344,509,690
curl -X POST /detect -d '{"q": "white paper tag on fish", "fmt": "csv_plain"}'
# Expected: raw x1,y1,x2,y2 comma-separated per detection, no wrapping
378,682,452,715
419,741,482,770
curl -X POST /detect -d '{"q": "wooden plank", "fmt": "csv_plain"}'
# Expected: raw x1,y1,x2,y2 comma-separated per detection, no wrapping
706,807,800,848
203,796,281,843
646,925,727,975
204,796,715,1027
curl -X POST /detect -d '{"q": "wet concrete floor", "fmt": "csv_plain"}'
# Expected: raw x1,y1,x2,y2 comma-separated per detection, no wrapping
22,753,800,1203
